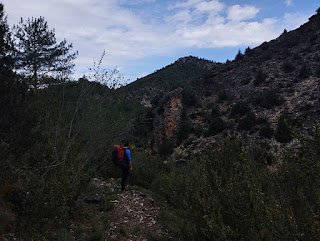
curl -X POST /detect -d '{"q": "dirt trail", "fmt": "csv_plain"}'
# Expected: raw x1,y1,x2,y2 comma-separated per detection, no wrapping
0,178,177,241
83,177,175,241
105,188,172,240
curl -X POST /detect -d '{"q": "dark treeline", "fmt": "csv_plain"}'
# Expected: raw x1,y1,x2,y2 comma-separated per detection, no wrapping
0,3,143,238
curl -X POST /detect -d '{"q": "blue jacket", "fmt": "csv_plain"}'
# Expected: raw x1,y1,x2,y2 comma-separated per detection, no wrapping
122,149,131,166
125,149,131,162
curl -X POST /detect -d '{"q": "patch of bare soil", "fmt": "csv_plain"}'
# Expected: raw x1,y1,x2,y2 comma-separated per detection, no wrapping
106,188,173,240
77,177,177,241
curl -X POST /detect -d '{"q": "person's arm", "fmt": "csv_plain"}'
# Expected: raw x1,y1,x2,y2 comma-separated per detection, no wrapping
127,149,132,171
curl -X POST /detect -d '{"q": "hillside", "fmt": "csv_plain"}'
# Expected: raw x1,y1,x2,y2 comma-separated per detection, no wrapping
121,56,219,107
126,11,320,159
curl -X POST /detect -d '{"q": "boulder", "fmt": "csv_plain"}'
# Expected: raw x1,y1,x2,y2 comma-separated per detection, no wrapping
83,193,105,204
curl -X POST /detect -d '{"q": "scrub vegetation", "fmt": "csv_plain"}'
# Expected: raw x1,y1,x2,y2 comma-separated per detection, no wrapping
1,3,320,240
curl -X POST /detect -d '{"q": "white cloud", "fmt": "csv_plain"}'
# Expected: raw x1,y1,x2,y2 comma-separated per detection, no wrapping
169,0,224,15
174,17,278,48
4,0,169,64
195,0,225,13
165,10,193,24
169,0,202,10
119,0,156,5
167,1,275,48
282,12,311,30
285,0,293,7
227,5,260,22
1,0,313,80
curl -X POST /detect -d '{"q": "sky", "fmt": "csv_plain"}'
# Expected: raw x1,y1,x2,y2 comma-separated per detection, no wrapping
2,0,320,84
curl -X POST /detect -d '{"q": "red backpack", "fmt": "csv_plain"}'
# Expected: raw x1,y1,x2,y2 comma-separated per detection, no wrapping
112,145,125,166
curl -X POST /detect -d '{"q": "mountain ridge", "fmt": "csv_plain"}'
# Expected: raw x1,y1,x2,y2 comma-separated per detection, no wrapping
125,10,320,159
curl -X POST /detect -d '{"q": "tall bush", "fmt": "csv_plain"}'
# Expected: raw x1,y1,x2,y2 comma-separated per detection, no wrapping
275,113,293,143
152,131,320,240
253,69,268,86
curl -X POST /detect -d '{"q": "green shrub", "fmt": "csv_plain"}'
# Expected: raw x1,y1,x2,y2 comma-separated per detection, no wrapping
182,86,197,106
155,137,274,240
134,109,154,137
299,63,311,79
210,104,220,118
193,124,204,137
275,113,293,143
238,111,256,131
252,90,285,109
245,46,253,57
230,101,250,118
260,52,272,62
157,105,164,115
235,49,244,61
206,117,227,136
157,207,194,238
130,151,167,189
88,227,104,241
276,126,320,239
151,95,161,106
248,142,274,166
260,41,269,50
0,203,12,234
315,64,320,78
177,112,193,144
241,77,251,85
282,62,296,73
253,69,268,86
259,122,274,139
158,139,174,159
151,131,320,240
217,90,228,102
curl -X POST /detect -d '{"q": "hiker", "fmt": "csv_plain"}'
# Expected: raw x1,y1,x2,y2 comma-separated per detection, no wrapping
121,141,132,190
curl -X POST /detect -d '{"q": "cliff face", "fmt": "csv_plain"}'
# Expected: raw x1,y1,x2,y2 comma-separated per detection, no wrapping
149,88,183,151
164,95,183,140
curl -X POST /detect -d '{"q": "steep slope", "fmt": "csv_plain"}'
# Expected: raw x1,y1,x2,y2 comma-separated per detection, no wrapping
121,56,220,107
126,11,320,158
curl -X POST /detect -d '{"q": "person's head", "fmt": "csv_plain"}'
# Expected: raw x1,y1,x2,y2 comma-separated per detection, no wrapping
124,141,129,147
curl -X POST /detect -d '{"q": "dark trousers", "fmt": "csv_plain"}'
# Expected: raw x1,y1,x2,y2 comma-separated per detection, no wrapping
121,165,130,190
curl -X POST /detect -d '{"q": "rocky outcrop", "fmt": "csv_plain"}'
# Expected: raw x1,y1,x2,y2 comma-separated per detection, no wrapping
164,93,183,140
83,192,105,204
152,88,183,150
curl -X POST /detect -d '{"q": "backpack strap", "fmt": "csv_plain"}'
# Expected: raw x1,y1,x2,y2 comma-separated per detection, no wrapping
122,148,127,159
122,148,128,165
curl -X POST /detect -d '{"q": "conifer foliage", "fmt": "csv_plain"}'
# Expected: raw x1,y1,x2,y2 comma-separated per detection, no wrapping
0,3,13,71
13,16,77,88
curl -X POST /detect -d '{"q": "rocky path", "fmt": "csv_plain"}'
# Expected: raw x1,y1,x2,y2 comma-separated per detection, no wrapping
82,177,176,241
105,188,172,240
0,177,179,241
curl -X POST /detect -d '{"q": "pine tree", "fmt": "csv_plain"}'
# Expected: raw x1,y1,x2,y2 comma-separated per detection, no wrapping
235,49,244,61
13,16,78,88
0,3,13,72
